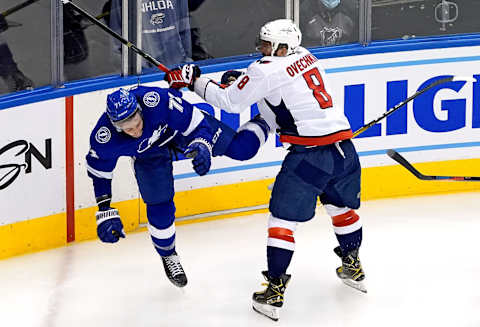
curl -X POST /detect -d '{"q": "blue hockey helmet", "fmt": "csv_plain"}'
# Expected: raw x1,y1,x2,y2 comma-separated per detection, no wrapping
106,88,140,124
320,0,340,9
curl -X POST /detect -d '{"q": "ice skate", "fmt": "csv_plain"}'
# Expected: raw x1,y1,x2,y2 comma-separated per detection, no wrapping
252,271,291,321
334,246,367,293
161,251,187,287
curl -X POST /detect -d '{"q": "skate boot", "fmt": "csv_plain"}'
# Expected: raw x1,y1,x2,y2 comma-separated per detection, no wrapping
161,251,187,287
334,246,367,293
252,271,291,321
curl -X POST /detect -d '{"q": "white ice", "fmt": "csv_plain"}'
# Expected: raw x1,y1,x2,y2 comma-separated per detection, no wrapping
1,192,480,327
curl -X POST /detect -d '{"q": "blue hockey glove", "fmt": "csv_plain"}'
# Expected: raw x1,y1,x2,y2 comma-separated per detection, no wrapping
184,138,212,176
95,208,126,243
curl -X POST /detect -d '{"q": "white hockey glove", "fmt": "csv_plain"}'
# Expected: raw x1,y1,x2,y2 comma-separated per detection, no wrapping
165,64,201,90
96,208,125,243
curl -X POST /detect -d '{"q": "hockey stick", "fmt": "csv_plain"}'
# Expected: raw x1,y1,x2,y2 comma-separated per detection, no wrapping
80,12,112,30
61,0,200,158
60,0,170,73
387,149,480,181
1,0,40,17
352,75,476,137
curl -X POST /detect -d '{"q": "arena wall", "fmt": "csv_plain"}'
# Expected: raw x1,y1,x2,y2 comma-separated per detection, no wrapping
1,45,479,259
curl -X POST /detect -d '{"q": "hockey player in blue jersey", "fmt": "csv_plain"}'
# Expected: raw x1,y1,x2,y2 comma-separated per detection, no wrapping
86,85,269,288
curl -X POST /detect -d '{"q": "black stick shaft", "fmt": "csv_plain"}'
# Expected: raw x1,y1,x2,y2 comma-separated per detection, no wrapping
387,149,480,181
353,77,454,137
2,0,40,17
61,0,170,73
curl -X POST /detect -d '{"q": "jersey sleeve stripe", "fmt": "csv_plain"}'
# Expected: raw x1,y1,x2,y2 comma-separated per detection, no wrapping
86,163,114,179
182,108,204,136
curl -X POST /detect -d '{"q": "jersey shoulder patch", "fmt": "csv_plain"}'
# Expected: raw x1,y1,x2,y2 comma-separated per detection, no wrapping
142,90,162,108
95,126,112,144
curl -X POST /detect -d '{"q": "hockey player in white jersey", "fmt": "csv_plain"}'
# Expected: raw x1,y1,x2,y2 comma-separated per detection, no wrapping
166,19,366,321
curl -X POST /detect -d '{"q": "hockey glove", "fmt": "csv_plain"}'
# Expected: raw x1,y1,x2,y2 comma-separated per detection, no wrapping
184,138,212,176
96,208,126,243
220,70,243,86
165,64,201,90
0,14,8,33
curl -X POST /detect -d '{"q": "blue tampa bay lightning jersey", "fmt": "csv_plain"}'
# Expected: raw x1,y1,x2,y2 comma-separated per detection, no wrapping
86,86,212,198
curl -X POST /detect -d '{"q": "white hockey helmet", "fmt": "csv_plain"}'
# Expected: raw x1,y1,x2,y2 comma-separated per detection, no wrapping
257,19,302,55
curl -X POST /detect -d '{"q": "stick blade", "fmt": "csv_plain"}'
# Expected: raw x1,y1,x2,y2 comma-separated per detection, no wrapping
386,149,431,180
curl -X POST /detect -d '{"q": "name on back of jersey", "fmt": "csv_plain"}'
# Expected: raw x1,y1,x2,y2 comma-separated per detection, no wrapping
286,54,318,77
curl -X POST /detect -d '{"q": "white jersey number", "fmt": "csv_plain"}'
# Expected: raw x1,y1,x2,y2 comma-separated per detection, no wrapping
302,68,333,109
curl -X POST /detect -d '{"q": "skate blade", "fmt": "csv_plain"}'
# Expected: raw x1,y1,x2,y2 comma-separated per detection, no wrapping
167,277,187,288
252,301,280,321
341,279,367,293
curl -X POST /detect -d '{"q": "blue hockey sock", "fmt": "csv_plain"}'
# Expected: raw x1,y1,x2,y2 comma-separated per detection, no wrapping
336,228,362,254
267,246,294,278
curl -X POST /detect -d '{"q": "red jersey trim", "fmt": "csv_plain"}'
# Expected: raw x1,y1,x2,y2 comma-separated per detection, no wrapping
279,129,353,146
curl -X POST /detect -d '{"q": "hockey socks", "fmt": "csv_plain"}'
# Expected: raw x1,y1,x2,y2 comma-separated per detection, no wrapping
146,202,176,257
325,205,362,254
266,215,297,277
267,246,294,278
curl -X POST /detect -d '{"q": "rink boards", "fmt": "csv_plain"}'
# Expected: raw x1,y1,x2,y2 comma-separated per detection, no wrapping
1,45,480,258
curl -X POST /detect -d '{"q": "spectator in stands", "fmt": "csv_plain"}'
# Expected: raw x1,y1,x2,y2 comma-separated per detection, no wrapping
0,13,33,93
300,0,358,46
63,5,89,65
109,0,192,71
188,0,212,61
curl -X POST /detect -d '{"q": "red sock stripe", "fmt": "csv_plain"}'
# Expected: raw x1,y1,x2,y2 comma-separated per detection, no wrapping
332,210,360,227
268,227,295,243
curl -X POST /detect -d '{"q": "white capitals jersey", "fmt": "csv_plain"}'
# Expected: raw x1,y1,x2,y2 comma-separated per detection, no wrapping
194,46,353,146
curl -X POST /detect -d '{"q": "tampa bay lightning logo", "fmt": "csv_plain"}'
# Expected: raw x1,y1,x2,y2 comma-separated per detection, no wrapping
95,126,111,144
143,91,161,107
150,13,165,25
137,124,168,153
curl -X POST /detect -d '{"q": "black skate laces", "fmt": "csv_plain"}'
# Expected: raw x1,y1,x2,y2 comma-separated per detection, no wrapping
164,255,185,276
